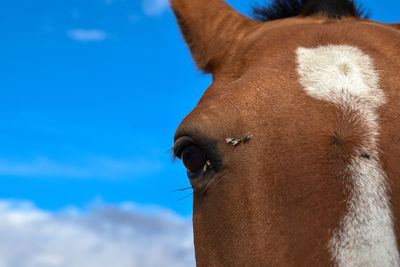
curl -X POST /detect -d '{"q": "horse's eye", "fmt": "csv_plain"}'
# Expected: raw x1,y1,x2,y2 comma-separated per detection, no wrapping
181,145,206,173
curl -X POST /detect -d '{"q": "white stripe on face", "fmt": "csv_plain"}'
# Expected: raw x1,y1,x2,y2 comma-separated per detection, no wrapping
296,45,400,266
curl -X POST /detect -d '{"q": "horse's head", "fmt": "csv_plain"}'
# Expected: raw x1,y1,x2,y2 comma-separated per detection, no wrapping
172,0,400,265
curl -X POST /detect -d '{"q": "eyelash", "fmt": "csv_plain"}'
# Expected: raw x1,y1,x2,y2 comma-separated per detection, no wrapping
173,136,223,188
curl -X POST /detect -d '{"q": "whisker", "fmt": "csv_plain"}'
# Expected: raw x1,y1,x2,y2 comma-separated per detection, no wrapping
176,193,193,202
171,187,193,192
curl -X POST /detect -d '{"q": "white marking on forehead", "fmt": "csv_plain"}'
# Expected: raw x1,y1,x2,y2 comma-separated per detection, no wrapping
296,45,400,266
297,45,385,106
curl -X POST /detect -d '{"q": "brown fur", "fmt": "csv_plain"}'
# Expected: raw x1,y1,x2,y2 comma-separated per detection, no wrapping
172,1,400,266
170,0,259,73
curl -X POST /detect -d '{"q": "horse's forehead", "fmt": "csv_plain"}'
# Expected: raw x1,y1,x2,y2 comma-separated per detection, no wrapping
181,19,400,136
202,19,398,95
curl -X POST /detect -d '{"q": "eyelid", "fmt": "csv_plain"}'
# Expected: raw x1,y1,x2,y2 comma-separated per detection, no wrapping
174,134,223,176
173,136,198,159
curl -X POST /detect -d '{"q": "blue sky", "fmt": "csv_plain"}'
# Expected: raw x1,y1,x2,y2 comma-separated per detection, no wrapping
0,0,398,266
0,0,263,216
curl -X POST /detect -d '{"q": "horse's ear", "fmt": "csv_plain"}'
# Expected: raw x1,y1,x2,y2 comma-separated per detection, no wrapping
170,0,257,73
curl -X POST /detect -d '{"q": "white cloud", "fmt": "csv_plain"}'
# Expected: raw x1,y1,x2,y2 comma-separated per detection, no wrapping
142,0,169,16
67,29,108,42
0,156,163,178
0,200,195,267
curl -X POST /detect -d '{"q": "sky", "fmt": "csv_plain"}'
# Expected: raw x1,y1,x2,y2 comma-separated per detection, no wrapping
0,0,399,266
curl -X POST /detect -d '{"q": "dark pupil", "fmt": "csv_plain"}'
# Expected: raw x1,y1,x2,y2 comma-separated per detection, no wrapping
181,145,206,173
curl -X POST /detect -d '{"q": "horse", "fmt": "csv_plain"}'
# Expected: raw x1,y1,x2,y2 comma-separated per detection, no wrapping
171,0,400,265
